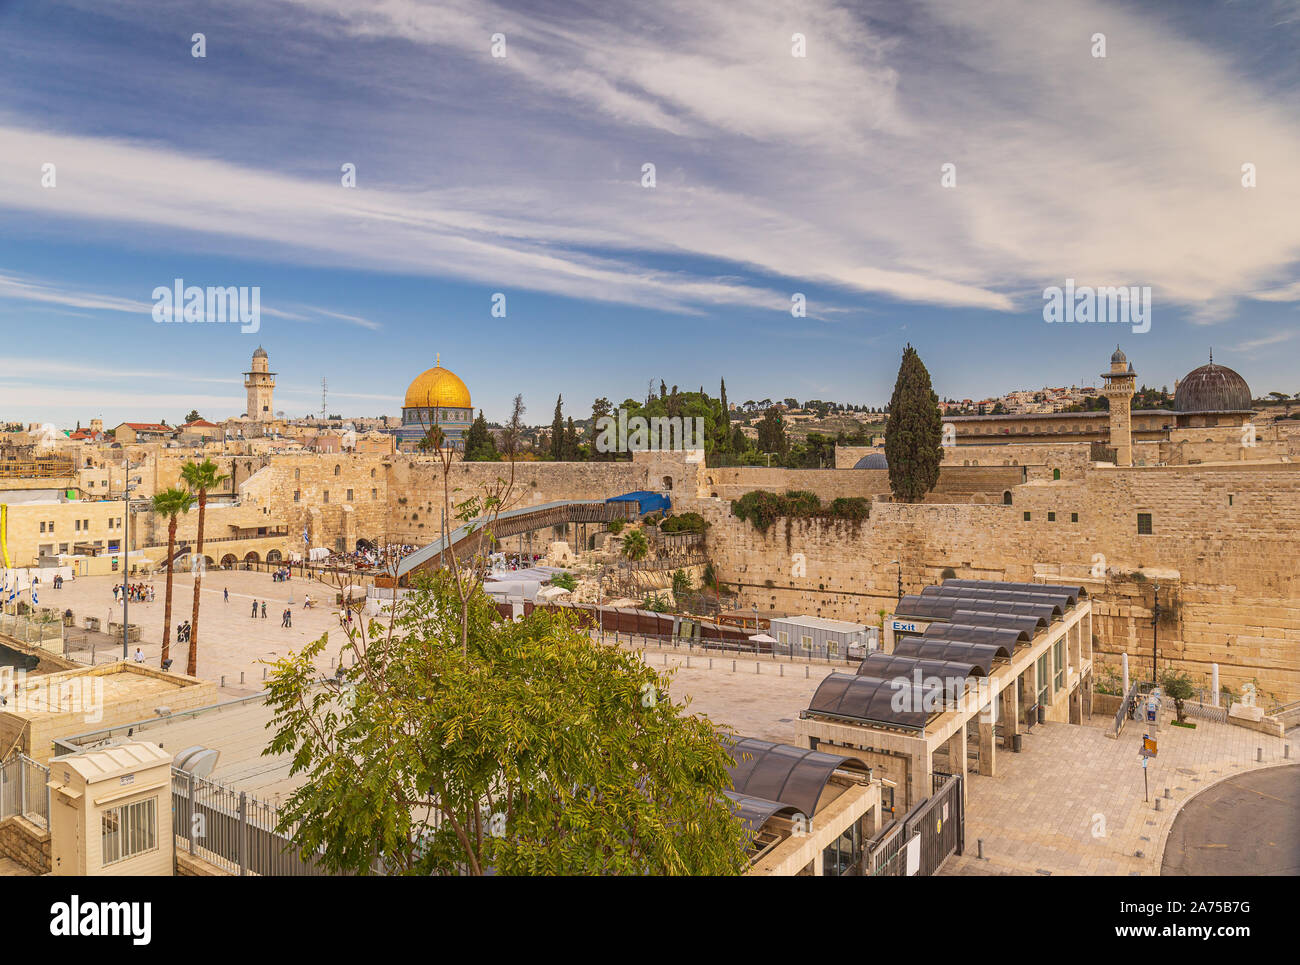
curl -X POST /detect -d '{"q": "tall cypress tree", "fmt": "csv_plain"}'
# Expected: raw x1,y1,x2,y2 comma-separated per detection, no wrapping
564,416,580,461
718,378,730,452
550,395,564,460
884,344,943,501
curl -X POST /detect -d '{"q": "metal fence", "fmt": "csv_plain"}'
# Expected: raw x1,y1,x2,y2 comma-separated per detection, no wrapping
865,772,963,876
171,767,332,876
0,753,50,830
0,610,63,651
1113,680,1157,737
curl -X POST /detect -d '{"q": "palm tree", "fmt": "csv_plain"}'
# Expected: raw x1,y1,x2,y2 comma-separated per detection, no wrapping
151,487,194,670
622,528,648,562
179,459,228,676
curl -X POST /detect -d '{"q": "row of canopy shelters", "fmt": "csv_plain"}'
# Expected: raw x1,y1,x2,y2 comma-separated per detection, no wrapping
723,735,870,837
805,578,1087,734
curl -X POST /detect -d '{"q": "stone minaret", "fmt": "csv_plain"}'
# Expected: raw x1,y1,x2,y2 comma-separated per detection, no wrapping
1100,345,1136,466
243,346,276,421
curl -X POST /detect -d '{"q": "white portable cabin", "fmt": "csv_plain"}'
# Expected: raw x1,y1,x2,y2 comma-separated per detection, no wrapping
48,741,174,876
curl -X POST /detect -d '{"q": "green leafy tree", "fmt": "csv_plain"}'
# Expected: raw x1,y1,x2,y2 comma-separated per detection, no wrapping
589,397,613,459
464,411,499,462
884,345,942,502
184,409,202,424
1160,667,1197,725
179,458,228,676
151,487,194,669
622,528,648,561
564,416,580,461
756,406,787,455
549,571,577,591
264,573,748,874
672,569,692,596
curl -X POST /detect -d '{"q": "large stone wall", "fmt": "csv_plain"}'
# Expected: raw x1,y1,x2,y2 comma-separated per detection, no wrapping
703,466,1024,502
691,462,1300,701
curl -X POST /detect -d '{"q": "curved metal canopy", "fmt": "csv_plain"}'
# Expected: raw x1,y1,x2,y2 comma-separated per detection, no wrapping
951,609,1048,635
723,735,866,820
941,579,1087,605
806,673,932,730
892,637,1008,673
922,622,1030,647
856,651,986,681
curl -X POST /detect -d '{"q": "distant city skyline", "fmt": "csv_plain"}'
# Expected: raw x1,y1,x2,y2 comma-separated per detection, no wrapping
1,0,1298,426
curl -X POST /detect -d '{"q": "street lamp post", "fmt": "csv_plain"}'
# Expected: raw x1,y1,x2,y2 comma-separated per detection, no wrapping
892,559,902,602
120,468,139,660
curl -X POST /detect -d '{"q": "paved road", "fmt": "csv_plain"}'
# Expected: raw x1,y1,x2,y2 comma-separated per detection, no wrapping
1161,764,1300,876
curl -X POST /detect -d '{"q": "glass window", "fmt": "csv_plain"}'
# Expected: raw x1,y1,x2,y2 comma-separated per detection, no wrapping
801,634,813,652
1054,639,1065,690
1137,513,1153,535
101,796,157,865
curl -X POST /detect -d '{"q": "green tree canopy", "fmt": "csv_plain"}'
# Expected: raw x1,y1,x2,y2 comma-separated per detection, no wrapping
884,345,942,502
264,573,748,875
463,411,499,462
756,406,787,454
622,528,648,561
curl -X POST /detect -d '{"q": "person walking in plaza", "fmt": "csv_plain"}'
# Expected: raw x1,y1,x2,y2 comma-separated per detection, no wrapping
251,598,258,618
261,600,267,619
224,587,229,604
282,607,292,628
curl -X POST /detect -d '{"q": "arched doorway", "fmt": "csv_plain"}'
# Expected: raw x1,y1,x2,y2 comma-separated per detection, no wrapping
244,551,260,564
356,538,374,551
221,553,238,568
1002,491,1013,505
266,549,282,563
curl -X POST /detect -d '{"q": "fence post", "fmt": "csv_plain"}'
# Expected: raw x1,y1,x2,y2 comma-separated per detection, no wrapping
44,763,50,830
238,791,248,876
188,771,196,855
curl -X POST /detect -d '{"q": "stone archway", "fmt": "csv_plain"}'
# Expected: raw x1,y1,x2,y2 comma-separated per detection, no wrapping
221,554,237,568
266,549,282,563
244,551,260,563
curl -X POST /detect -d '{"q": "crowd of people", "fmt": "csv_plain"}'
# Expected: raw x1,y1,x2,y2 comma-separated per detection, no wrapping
113,582,154,604
493,553,544,572
271,567,293,582
322,543,415,571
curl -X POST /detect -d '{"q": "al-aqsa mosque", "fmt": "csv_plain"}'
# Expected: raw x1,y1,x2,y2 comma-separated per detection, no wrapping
397,355,474,451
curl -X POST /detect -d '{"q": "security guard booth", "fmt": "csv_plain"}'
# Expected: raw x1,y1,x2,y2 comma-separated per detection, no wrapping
48,741,173,876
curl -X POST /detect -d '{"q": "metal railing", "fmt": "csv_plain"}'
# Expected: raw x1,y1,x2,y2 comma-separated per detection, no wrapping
1113,680,1156,738
171,767,332,876
0,611,63,651
0,753,50,830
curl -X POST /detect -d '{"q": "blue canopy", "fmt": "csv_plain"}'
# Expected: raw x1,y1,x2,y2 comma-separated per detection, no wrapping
605,491,671,516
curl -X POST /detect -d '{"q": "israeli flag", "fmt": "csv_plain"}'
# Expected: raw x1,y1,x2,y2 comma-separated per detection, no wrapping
303,527,310,545
31,586,37,606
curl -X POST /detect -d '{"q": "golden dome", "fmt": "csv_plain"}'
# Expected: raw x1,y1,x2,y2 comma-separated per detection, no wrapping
403,356,472,410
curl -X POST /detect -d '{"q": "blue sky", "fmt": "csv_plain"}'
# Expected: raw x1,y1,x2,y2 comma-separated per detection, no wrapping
1,0,1298,425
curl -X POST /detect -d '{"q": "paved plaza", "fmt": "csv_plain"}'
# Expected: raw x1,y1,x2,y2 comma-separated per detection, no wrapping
31,579,1296,878
45,569,361,692
940,713,1293,876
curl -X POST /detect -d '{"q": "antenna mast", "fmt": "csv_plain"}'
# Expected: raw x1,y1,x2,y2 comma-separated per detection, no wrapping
321,378,328,421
